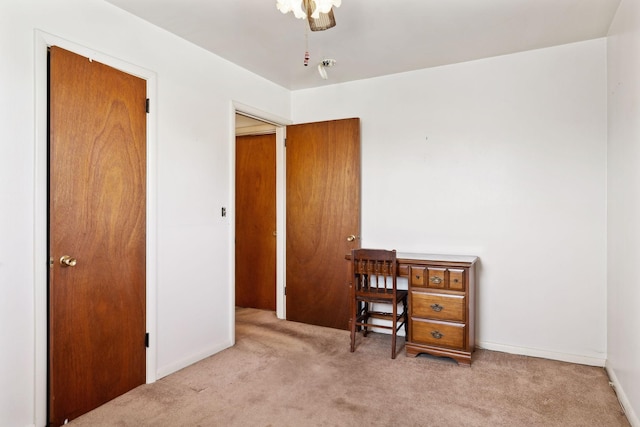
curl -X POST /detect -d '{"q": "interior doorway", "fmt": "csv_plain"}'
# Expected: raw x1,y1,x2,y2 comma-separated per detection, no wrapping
232,112,361,331
48,46,147,425
234,110,287,320
34,31,159,427
235,115,277,311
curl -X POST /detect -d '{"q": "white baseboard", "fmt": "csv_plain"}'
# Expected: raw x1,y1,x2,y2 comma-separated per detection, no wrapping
156,341,233,379
606,362,640,427
476,340,606,367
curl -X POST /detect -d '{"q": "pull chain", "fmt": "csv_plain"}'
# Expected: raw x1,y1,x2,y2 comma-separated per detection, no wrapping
303,27,310,66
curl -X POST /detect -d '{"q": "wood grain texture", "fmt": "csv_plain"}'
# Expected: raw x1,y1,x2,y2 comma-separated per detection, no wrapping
48,46,146,425
235,134,276,311
404,256,477,365
349,248,408,359
285,118,360,330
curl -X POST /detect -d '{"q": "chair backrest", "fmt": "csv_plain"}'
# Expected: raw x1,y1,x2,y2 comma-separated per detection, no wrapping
351,248,397,293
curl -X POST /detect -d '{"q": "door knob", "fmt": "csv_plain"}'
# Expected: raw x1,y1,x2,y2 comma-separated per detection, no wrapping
346,235,356,242
60,255,77,267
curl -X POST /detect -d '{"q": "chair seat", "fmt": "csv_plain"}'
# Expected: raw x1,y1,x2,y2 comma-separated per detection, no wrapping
355,289,408,302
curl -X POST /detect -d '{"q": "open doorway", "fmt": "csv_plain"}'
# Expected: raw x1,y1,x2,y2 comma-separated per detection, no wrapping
235,114,277,312
233,110,287,321
233,110,361,331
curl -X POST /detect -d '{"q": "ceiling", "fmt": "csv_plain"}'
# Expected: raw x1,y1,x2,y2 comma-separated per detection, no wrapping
105,0,621,91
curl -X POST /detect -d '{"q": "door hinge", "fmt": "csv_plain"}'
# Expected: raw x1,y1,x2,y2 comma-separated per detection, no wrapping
145,98,150,114
284,286,287,296
145,332,150,348
284,137,287,147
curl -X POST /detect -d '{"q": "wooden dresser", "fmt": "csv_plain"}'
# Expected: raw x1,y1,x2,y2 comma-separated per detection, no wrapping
397,253,478,366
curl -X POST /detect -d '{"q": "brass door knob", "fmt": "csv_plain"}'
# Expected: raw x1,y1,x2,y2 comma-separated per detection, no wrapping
346,235,356,242
60,255,77,267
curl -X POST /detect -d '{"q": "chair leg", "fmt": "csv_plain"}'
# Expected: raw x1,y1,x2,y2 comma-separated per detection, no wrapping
350,321,355,353
391,301,398,359
403,296,408,336
362,302,369,337
391,332,397,359
350,302,356,353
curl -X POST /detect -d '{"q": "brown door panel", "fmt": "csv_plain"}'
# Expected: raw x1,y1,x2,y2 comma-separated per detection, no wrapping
286,118,361,330
48,46,146,425
236,134,277,311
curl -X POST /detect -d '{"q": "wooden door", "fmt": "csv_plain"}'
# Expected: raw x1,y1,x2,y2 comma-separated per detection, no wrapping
235,134,277,310
286,118,361,330
48,46,146,425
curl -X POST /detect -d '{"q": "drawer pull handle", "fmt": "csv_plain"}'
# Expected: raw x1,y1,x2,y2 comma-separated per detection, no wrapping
430,303,443,312
415,275,420,280
430,277,443,284
431,330,443,339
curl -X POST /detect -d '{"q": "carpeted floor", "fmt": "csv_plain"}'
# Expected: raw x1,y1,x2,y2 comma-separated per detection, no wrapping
71,307,629,426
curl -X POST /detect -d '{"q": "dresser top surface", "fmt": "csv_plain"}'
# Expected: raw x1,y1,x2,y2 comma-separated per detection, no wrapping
395,252,478,265
345,251,478,265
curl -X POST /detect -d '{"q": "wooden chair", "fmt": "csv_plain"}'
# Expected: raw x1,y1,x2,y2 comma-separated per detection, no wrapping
349,248,408,359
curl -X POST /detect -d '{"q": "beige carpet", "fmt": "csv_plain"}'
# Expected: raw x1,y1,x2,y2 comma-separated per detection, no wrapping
71,307,629,426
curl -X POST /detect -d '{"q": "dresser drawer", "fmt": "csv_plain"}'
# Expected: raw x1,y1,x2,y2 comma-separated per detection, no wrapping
410,266,426,286
448,268,465,291
411,292,465,322
411,266,467,291
427,267,446,289
398,263,410,277
411,319,465,350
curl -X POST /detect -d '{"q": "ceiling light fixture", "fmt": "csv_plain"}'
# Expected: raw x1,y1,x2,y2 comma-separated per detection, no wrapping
276,0,342,31
317,59,336,80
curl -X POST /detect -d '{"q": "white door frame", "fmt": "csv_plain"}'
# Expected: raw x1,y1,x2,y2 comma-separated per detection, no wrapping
33,31,158,427
232,102,290,327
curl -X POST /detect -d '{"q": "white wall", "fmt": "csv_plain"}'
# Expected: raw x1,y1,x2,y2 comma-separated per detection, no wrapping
292,40,608,365
607,0,640,423
2,0,632,424
0,1,290,426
